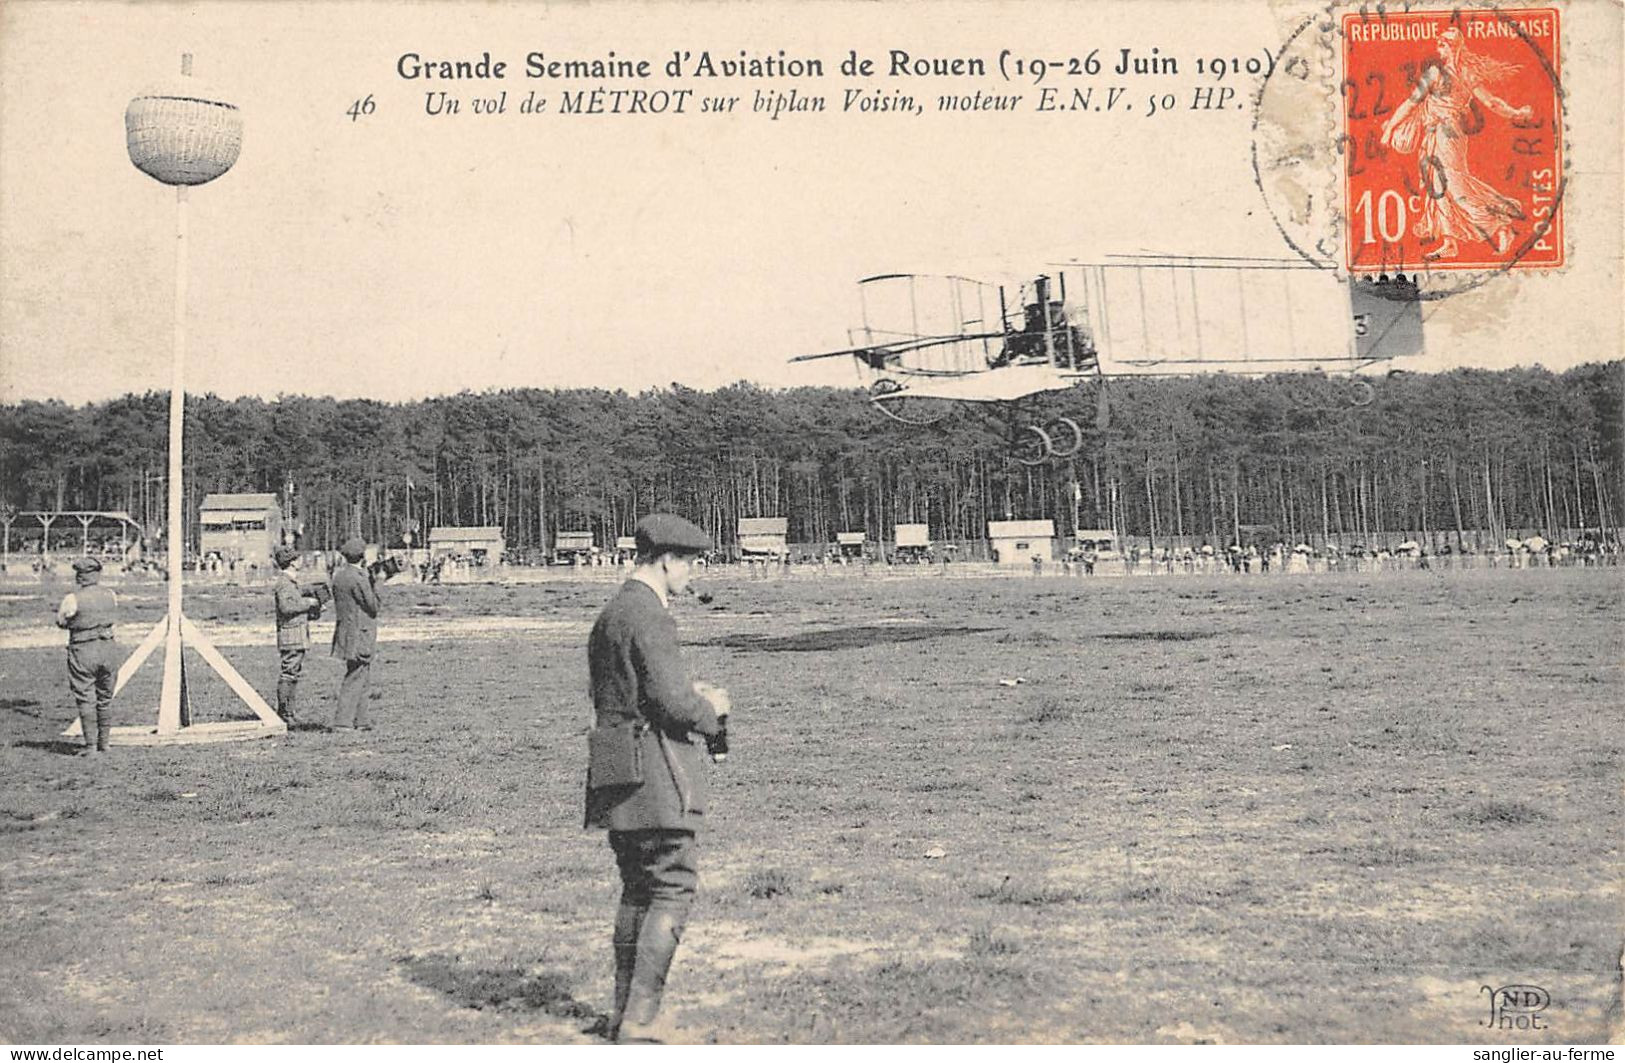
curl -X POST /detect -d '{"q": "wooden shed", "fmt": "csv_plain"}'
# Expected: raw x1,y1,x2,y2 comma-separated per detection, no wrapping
198,493,280,566
988,519,1056,566
430,525,506,561
835,531,867,559
894,523,932,561
553,530,595,563
737,517,789,559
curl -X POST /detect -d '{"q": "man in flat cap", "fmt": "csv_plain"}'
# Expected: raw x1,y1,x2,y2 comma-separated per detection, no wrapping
330,537,381,731
586,513,731,1043
54,556,120,756
271,545,322,728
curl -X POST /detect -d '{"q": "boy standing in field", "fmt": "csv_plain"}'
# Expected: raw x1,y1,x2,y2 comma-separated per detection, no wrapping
55,556,119,756
585,513,730,1043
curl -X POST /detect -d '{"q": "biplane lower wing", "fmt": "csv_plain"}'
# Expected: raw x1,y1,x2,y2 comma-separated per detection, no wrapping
871,363,1085,404
787,330,1005,366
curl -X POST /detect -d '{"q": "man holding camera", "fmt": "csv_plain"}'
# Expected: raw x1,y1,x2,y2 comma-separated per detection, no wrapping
585,513,730,1044
330,536,380,731
271,545,322,728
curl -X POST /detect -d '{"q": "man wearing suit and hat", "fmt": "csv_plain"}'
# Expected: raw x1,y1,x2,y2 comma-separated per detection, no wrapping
330,537,381,731
586,513,731,1043
272,545,321,728
54,556,120,756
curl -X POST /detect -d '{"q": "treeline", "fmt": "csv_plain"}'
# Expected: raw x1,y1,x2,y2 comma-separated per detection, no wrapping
1,365,1619,552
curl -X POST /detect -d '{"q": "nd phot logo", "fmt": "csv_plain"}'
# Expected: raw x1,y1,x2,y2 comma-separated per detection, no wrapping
1481,983,1550,1031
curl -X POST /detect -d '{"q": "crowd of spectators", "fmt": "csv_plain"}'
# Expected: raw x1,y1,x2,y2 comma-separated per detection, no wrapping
1058,535,1621,577
3,533,1618,584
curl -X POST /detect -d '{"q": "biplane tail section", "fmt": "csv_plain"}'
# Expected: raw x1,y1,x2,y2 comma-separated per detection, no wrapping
1350,274,1426,362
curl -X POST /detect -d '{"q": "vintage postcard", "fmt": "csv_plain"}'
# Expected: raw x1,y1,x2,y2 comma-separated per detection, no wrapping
1,0,1621,1049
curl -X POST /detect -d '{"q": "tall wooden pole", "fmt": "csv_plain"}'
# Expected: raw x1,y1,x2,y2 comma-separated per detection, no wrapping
158,182,189,734
157,56,194,735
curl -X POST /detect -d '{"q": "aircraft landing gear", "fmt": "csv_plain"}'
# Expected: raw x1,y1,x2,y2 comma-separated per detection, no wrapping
1045,417,1083,458
1013,423,1052,466
1010,416,1083,466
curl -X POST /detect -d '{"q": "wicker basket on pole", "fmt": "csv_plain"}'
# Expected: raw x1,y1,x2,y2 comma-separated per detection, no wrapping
125,61,241,186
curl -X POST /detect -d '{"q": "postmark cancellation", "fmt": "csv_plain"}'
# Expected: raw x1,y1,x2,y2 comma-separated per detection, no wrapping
1254,2,1568,292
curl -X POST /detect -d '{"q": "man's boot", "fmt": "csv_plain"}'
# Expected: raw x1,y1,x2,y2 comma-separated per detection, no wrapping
606,902,645,1040
277,682,299,727
96,718,112,753
78,705,101,757
616,909,686,1043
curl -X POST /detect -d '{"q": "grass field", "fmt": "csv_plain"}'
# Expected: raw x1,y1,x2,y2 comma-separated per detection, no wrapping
1,567,1620,1044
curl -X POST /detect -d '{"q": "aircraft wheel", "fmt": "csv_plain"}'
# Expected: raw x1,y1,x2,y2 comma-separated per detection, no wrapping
1047,417,1083,458
1348,379,1376,407
1013,424,1052,466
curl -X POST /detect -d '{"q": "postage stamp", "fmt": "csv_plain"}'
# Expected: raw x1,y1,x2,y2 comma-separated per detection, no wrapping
1339,7,1564,274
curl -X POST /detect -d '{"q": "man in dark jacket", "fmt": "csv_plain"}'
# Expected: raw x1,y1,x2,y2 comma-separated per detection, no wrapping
55,556,120,756
272,545,321,727
586,513,729,1043
330,537,380,730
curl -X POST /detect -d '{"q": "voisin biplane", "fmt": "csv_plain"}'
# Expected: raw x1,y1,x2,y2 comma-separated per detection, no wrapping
790,254,1425,464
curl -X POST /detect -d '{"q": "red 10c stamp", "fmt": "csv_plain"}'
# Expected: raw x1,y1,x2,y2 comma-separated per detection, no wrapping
1340,7,1563,274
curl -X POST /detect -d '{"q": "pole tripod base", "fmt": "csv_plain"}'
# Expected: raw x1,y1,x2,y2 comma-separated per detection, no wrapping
89,720,287,747
61,610,287,746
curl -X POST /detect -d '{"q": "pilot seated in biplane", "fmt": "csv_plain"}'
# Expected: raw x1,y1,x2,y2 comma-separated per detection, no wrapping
990,296,1096,372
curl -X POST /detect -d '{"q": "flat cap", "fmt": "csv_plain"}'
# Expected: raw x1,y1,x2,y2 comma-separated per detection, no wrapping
339,537,367,562
273,545,299,568
71,556,103,575
634,514,710,557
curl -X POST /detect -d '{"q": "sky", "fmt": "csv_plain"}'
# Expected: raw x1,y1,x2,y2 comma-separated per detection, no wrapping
1,0,1620,407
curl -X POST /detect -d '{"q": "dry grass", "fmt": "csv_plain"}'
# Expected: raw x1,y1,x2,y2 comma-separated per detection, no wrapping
0,567,1619,1043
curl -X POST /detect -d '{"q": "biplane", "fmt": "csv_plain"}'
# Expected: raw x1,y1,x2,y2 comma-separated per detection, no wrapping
791,254,1425,464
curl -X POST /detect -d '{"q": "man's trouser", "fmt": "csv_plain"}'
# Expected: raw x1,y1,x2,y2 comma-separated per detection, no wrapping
334,656,371,728
608,829,698,1032
67,639,116,751
276,647,305,723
